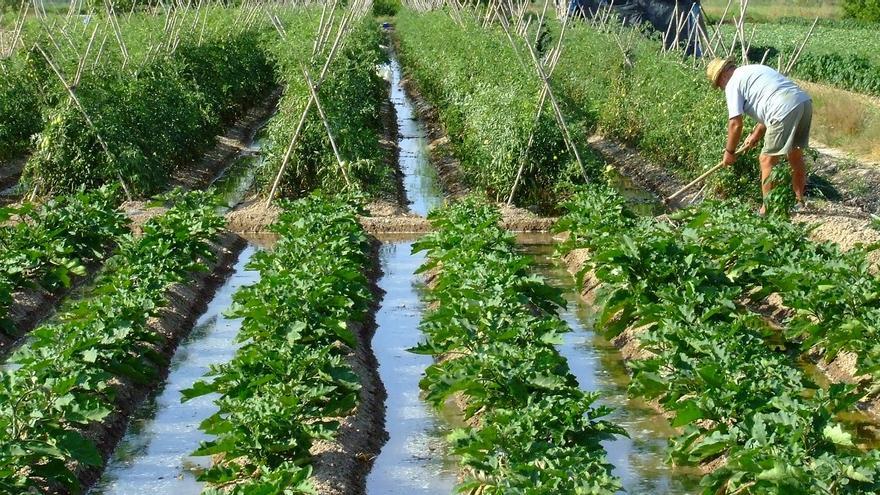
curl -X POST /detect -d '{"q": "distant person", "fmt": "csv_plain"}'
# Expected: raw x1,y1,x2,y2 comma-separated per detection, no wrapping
707,58,812,214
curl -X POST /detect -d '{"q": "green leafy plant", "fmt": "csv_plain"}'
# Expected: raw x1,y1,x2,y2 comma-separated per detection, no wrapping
0,186,128,335
556,186,880,493
0,189,222,493
183,193,372,494
414,198,623,494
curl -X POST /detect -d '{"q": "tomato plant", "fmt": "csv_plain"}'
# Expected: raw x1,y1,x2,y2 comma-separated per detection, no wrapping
258,15,396,200
395,11,591,210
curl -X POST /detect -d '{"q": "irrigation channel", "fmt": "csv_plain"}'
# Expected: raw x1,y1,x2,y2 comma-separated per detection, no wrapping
364,53,699,494
90,52,697,494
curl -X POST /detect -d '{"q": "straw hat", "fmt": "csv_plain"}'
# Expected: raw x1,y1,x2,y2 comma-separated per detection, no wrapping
706,57,736,87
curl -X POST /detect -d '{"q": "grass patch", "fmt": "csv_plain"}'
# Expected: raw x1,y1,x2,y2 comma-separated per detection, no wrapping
802,81,880,161
702,0,843,21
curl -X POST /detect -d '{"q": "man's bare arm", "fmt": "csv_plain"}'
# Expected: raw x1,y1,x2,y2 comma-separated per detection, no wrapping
724,116,744,166
745,123,766,149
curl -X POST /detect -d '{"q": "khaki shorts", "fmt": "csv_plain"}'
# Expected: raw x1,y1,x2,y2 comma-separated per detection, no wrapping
762,100,812,156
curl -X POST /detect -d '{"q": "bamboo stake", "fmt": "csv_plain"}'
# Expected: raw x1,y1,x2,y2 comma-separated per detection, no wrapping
507,26,569,205
92,28,110,69
74,21,99,86
35,43,131,201
312,1,328,55
784,16,818,75
710,0,733,45
266,13,350,205
302,65,351,188
662,3,677,52
533,0,548,45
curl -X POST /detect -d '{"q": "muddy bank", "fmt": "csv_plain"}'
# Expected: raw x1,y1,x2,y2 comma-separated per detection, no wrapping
170,87,281,191
76,231,246,490
587,136,682,206
309,239,388,495
226,200,556,235
2,259,104,356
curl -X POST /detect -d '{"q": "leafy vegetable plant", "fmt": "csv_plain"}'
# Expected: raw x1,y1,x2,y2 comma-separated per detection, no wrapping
414,198,623,494
183,193,373,494
0,190,222,493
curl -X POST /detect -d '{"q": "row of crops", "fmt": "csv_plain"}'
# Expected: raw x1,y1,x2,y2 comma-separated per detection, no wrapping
0,5,397,494
0,190,223,493
0,3,391,358
414,199,623,493
390,9,880,493
394,10,591,209
182,194,373,493
2,7,275,196
556,186,880,492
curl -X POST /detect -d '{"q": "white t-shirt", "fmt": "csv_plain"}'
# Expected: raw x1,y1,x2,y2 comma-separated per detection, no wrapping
725,65,811,124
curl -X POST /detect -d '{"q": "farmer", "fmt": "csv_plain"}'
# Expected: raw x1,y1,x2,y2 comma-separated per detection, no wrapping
706,58,812,214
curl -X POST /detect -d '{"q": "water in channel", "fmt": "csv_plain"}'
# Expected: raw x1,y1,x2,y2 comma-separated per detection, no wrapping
366,241,460,494
90,245,260,495
521,241,702,494
366,50,458,494
388,56,444,217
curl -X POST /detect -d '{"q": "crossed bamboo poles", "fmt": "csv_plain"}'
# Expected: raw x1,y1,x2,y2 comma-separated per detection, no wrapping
265,0,375,206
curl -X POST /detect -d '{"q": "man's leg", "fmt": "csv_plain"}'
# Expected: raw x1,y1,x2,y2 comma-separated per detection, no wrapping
787,147,806,202
759,152,780,198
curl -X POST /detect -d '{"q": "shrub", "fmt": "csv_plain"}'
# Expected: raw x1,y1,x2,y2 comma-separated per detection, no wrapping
843,0,880,22
373,0,401,16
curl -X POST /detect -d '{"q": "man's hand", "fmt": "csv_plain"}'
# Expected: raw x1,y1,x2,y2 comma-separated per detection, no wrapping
722,149,737,167
744,123,766,150
744,134,759,150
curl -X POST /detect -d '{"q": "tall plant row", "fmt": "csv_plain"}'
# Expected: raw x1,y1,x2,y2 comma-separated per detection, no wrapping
413,199,623,494
258,13,396,200
394,10,592,210
1,7,276,196
551,21,762,200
